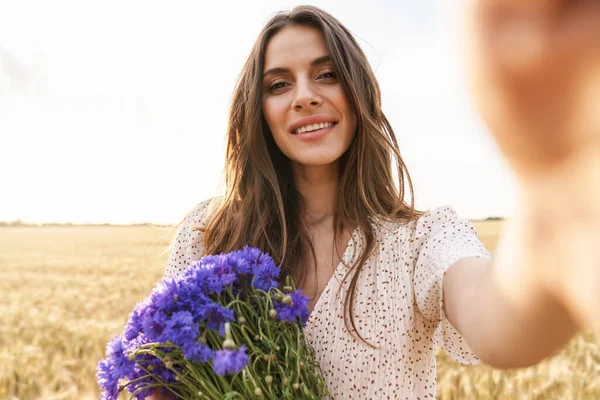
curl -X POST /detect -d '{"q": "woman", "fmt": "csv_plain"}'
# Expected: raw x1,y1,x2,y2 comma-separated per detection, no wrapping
157,1,600,398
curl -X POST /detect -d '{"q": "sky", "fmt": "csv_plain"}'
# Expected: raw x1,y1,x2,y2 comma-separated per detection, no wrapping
0,0,519,225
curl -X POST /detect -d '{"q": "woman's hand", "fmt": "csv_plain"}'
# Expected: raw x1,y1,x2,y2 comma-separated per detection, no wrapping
465,0,600,182
464,0,600,331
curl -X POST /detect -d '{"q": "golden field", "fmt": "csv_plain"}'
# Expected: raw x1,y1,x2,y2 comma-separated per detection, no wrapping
1,221,599,400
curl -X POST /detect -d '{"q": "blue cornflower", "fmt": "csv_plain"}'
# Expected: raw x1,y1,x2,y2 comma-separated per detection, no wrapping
182,341,214,363
108,335,135,377
183,262,224,295
127,366,154,399
162,310,199,346
140,308,165,342
121,335,177,398
131,287,175,343
213,344,249,376
123,300,147,342
252,254,280,291
154,278,181,311
96,335,134,399
99,247,295,397
211,253,247,287
229,250,252,274
241,246,262,266
97,359,119,400
273,289,310,324
196,254,220,268
176,283,211,317
219,271,238,286
124,332,150,351
127,360,172,399
198,303,235,335
216,253,234,274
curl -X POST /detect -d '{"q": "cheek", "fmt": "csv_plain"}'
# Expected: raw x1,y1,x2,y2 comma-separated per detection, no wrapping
332,91,354,121
341,100,358,135
343,99,358,132
262,104,289,153
262,100,287,132
349,113,358,133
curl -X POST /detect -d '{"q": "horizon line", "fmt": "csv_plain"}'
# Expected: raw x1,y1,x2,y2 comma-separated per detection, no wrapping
0,216,507,227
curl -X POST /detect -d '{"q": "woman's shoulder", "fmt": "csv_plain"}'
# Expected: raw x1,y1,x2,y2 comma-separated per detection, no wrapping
181,196,222,227
164,196,221,279
369,204,469,245
409,204,481,243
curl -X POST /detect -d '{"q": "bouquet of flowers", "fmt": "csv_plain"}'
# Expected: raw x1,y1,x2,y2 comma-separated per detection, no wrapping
97,246,332,400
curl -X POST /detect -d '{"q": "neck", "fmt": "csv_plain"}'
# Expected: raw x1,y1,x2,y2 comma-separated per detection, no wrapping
292,161,340,227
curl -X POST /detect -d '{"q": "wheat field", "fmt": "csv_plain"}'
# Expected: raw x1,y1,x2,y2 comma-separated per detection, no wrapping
1,221,599,399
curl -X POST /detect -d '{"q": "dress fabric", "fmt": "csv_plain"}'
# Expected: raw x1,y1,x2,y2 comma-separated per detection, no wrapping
164,198,492,399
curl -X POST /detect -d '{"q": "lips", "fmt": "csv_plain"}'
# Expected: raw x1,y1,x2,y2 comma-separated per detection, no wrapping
288,115,339,134
292,121,338,135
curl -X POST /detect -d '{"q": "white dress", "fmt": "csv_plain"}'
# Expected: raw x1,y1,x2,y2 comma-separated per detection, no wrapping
164,198,492,399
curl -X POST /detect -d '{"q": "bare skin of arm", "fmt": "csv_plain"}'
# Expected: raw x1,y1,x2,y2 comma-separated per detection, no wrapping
442,0,600,369
463,0,600,335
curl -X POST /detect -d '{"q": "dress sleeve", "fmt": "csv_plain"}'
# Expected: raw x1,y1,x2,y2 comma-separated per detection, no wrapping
164,198,214,280
411,205,492,364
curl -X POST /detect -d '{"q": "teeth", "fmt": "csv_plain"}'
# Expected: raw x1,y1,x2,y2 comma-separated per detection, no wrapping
295,122,334,134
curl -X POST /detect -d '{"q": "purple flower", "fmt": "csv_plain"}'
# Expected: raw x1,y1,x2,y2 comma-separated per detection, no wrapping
182,341,214,363
220,271,238,286
216,253,234,275
127,360,174,399
229,250,253,274
126,331,150,348
252,254,280,291
273,289,310,325
176,283,211,316
96,335,134,398
183,262,224,295
210,253,249,288
162,311,199,346
213,345,249,376
121,335,178,398
98,246,291,398
241,246,262,266
123,300,148,342
154,279,181,311
96,359,119,400
140,308,165,342
199,303,235,335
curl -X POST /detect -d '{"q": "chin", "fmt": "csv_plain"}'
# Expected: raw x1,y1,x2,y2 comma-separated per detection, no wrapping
291,155,342,167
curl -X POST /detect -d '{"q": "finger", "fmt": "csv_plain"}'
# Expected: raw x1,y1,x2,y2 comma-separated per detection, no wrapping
471,0,565,16
554,1,600,62
466,0,554,77
467,0,600,76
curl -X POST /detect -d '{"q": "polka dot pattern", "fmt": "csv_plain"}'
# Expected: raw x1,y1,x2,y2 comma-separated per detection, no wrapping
164,199,212,280
164,201,492,399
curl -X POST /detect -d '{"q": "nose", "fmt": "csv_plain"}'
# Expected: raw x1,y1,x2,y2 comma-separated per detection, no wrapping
291,78,322,110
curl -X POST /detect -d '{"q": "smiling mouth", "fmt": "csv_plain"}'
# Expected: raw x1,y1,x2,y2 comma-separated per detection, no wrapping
292,122,338,135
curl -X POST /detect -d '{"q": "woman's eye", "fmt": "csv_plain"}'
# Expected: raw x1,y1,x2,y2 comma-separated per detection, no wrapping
266,72,337,94
268,82,287,92
319,71,337,80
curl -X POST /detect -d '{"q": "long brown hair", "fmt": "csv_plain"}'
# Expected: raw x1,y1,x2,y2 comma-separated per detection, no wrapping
185,5,425,348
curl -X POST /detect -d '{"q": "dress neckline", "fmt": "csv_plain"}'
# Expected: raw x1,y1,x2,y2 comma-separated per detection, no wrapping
305,225,360,326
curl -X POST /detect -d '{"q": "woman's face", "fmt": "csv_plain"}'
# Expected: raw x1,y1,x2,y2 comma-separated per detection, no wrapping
261,24,357,169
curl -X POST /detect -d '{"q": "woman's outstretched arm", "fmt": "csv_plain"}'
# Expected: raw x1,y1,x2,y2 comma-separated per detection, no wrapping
440,0,600,368
442,177,598,368
442,219,580,369
460,0,600,341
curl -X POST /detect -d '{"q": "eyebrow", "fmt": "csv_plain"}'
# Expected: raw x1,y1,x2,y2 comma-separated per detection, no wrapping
262,55,332,78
